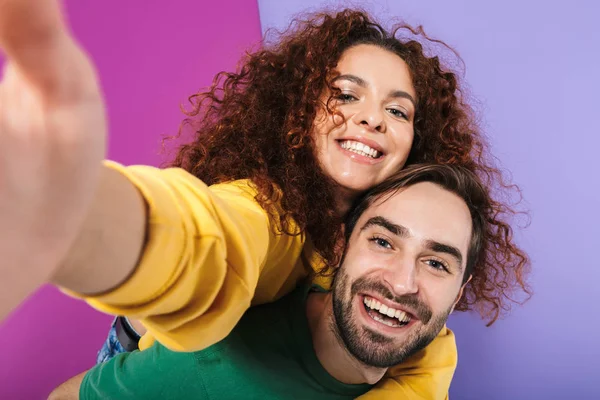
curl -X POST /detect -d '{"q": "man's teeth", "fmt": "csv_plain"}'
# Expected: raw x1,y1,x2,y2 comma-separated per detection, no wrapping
340,140,381,158
371,314,398,328
363,296,411,324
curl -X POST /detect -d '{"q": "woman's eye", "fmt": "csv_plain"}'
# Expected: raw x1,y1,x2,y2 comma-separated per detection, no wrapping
335,93,357,103
387,108,408,119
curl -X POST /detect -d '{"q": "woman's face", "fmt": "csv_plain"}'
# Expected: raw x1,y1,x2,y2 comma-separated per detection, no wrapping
314,44,416,203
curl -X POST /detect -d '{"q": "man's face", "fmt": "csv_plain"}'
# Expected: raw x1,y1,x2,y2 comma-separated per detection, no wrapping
332,182,472,368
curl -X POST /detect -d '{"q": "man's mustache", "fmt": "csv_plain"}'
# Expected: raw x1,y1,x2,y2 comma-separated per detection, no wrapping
351,278,433,324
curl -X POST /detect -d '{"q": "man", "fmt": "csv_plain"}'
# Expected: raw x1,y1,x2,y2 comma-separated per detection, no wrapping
50,163,486,399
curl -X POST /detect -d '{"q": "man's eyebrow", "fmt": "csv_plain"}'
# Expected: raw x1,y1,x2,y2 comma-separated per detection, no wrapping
425,240,464,271
360,216,410,238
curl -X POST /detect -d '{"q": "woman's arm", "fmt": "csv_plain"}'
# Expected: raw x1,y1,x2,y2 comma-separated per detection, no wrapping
50,164,147,295
57,162,304,352
0,1,305,355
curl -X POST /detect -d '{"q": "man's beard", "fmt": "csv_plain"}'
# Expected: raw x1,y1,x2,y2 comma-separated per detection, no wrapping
331,267,452,368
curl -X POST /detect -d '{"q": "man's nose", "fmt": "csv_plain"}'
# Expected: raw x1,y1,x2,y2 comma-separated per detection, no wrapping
382,259,418,296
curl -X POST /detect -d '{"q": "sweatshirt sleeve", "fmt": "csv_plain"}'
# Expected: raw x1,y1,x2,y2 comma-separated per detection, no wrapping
67,160,305,352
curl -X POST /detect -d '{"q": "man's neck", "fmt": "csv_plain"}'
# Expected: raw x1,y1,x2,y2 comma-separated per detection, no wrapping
305,291,387,385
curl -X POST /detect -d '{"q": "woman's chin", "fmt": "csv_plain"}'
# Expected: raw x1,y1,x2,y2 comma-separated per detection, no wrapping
333,175,377,200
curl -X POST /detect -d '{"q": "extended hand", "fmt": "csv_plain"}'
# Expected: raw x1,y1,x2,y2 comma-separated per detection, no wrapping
0,0,107,320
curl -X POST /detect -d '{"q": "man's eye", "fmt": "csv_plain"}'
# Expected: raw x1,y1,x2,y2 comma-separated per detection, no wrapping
369,237,392,249
425,259,449,273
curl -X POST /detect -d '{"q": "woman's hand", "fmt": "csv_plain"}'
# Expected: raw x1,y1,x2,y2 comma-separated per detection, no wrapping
0,0,107,320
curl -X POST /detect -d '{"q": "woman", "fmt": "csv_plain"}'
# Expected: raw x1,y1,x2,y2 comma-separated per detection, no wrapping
0,4,529,400
88,9,529,399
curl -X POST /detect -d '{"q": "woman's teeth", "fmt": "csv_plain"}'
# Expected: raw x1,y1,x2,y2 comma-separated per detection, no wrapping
340,140,382,158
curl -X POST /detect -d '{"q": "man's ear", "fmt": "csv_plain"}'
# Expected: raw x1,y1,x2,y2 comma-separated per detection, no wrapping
450,275,472,313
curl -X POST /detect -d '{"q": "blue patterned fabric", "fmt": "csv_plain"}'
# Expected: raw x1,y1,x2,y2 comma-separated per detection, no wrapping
96,318,129,364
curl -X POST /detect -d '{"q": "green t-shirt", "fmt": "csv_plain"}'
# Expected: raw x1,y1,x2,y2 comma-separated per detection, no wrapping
80,285,373,399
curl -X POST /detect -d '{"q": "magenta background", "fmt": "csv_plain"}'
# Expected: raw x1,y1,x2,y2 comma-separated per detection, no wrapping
0,1,262,398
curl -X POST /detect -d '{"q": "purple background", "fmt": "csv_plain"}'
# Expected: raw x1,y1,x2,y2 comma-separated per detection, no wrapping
0,1,262,398
1,0,599,399
257,0,600,399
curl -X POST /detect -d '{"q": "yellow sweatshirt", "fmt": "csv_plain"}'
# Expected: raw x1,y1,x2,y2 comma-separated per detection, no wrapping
71,161,457,400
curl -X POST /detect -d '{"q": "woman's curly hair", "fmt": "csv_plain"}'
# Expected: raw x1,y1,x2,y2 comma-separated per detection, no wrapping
170,9,530,325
